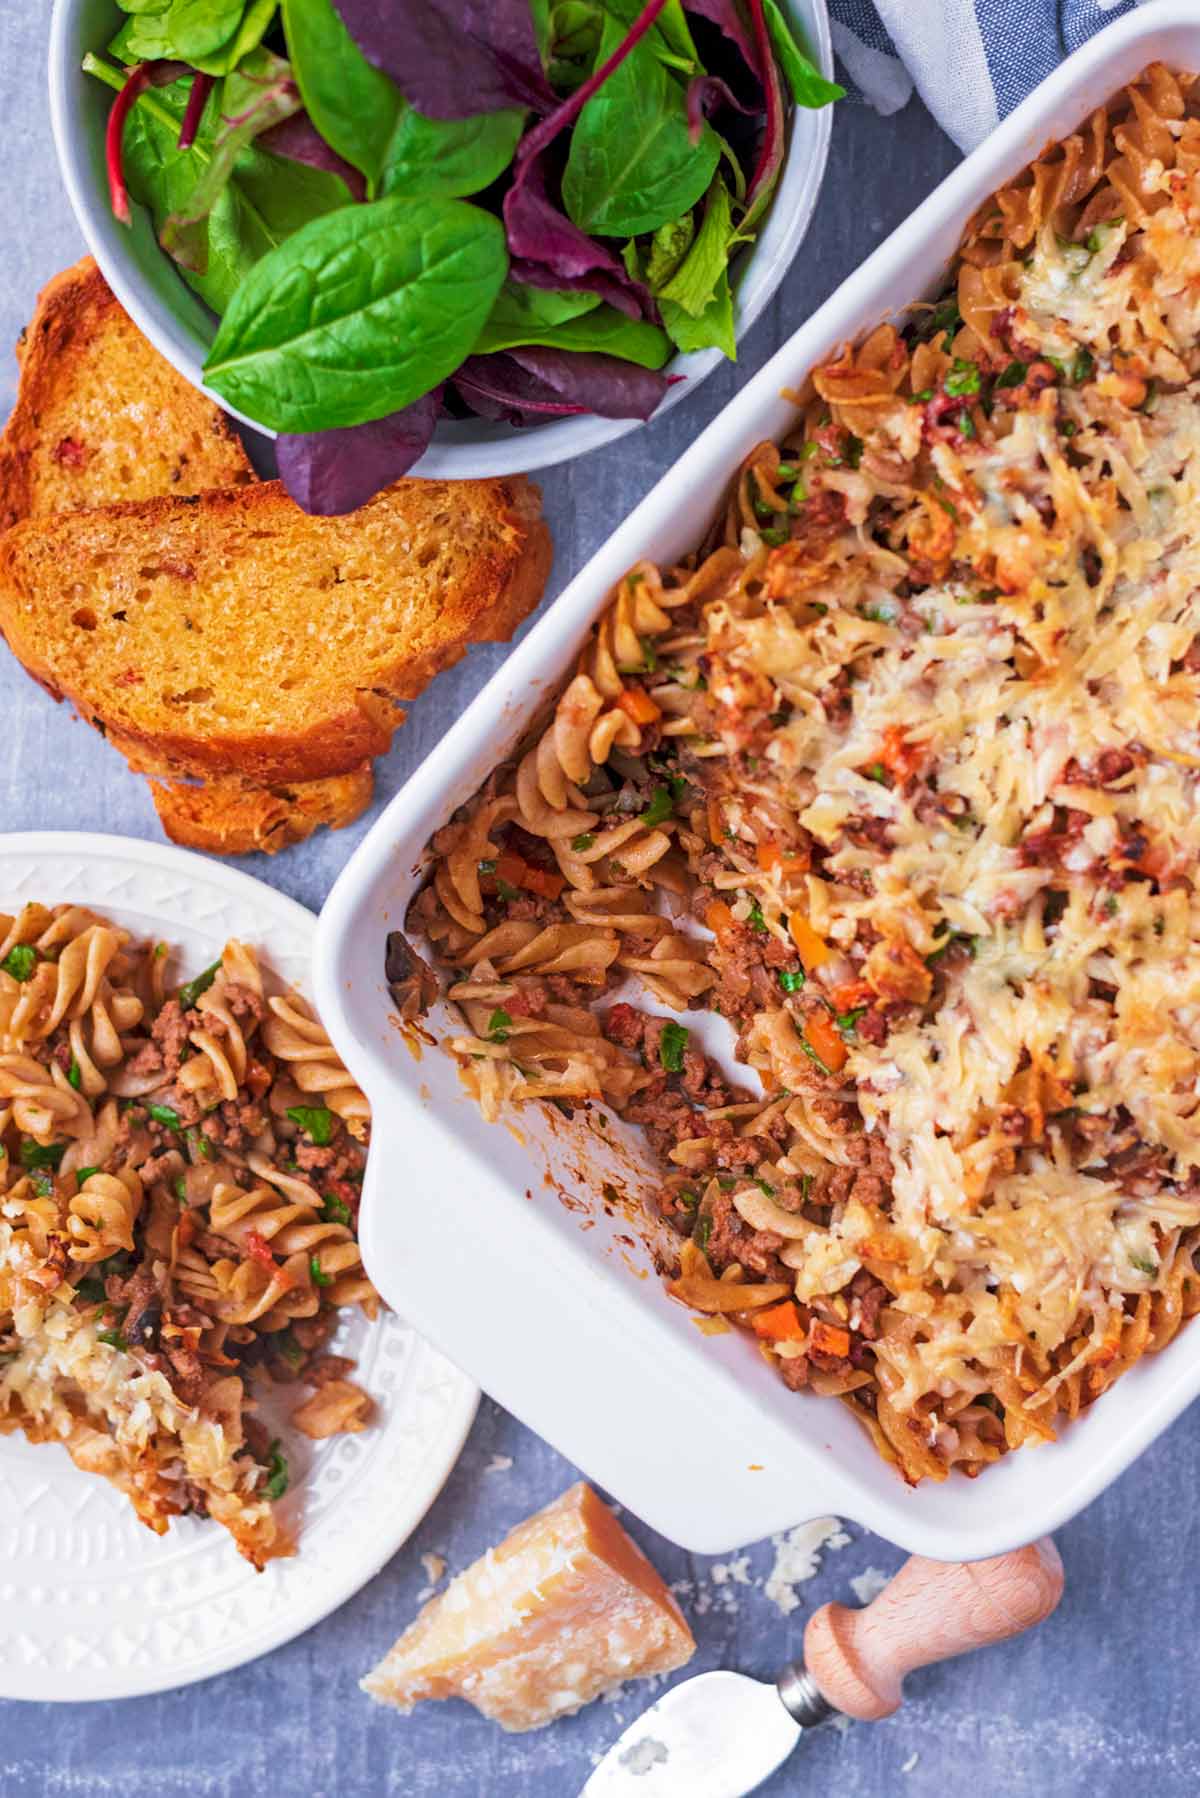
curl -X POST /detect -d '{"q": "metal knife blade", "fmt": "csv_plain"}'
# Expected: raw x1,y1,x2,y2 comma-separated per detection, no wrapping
579,1670,803,1798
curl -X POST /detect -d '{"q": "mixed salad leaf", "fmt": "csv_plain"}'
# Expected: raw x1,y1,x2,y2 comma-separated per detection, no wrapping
86,0,842,511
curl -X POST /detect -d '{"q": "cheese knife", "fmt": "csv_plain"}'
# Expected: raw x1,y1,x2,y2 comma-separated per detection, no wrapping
582,1539,1063,1797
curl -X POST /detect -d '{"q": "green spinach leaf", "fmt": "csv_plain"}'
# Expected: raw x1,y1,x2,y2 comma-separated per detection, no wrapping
657,178,742,316
380,105,525,200
282,0,400,189
111,0,277,76
162,50,303,273
761,0,845,107
562,15,718,236
660,270,735,357
86,54,351,316
203,195,509,430
474,286,670,367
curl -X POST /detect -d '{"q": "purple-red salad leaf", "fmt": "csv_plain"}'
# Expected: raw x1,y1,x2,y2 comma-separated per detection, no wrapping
682,0,763,82
178,71,215,150
741,0,785,229
455,346,673,425
330,0,554,120
162,51,303,271
259,111,366,200
100,58,187,224
504,149,656,322
276,387,444,513
685,72,754,143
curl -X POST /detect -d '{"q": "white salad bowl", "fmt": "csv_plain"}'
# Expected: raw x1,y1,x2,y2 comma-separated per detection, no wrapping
314,3,1200,1561
48,0,835,478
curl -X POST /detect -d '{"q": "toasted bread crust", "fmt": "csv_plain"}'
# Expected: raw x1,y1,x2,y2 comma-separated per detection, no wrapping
0,258,253,531
150,765,374,854
0,475,552,783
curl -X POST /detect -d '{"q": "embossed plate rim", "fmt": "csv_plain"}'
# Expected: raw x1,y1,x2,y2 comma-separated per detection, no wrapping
0,831,478,1701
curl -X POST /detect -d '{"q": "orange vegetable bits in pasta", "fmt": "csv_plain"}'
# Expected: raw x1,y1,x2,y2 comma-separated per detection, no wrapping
410,60,1200,1490
0,915,378,1565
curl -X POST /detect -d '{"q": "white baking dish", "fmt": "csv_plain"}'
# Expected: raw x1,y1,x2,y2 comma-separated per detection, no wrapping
315,3,1200,1559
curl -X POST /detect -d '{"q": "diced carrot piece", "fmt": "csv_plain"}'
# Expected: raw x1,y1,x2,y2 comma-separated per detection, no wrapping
757,840,809,876
495,852,528,886
705,900,735,936
810,1320,851,1357
708,798,724,845
617,688,661,725
756,841,781,872
752,1300,807,1342
831,979,873,1012
805,1009,848,1073
878,724,924,784
788,911,832,970
521,865,565,901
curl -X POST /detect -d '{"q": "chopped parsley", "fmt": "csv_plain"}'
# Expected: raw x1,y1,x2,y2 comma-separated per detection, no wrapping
570,834,595,852
640,639,659,673
957,411,977,439
146,1102,182,1130
794,1020,833,1077
677,1188,699,1211
487,1008,513,1043
800,1174,814,1201
863,763,890,785
777,969,805,994
495,878,520,902
1129,1253,1158,1278
760,526,789,548
97,1328,128,1351
747,901,768,934
693,1215,712,1252
309,1254,333,1288
910,387,933,403
926,931,978,964
659,1022,690,1072
275,1332,304,1370
66,1058,82,1091
76,1166,100,1186
322,1193,353,1226
923,296,962,344
862,602,896,624
173,1175,188,1204
944,358,981,397
994,360,1027,390
0,944,36,982
287,1105,335,1146
639,785,674,828
19,1138,66,1171
755,1178,776,1196
30,1173,53,1197
185,1126,214,1161
264,1439,290,1500
477,858,497,874
177,959,221,1010
1072,346,1095,384
835,1007,867,1037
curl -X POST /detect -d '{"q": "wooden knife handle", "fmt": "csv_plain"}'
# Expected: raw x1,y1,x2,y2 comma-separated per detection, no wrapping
803,1539,1064,1721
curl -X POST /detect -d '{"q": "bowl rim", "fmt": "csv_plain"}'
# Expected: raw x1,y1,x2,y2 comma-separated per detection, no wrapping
47,0,835,479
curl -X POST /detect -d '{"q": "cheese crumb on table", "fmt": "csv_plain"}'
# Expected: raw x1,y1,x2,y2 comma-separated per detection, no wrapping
849,1566,890,1606
764,1518,850,1616
361,1482,695,1732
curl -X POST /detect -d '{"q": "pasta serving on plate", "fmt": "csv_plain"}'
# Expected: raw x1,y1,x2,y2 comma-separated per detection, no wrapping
407,62,1200,1484
0,902,375,1565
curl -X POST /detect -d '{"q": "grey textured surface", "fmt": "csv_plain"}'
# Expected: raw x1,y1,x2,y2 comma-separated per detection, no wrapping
2,10,1197,1796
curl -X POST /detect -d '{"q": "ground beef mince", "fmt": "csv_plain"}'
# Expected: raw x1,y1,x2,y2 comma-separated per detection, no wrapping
704,1190,789,1282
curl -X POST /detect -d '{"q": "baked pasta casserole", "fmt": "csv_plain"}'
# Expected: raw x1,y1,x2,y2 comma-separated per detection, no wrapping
407,63,1200,1484
0,903,375,1564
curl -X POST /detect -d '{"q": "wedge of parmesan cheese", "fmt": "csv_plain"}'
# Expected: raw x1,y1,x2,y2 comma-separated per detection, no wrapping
361,1482,695,1731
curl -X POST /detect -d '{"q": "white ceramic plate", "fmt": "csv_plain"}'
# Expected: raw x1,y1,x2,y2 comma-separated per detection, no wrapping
0,831,478,1701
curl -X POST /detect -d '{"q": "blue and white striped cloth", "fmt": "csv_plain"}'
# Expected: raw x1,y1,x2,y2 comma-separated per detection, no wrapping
830,0,1145,149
